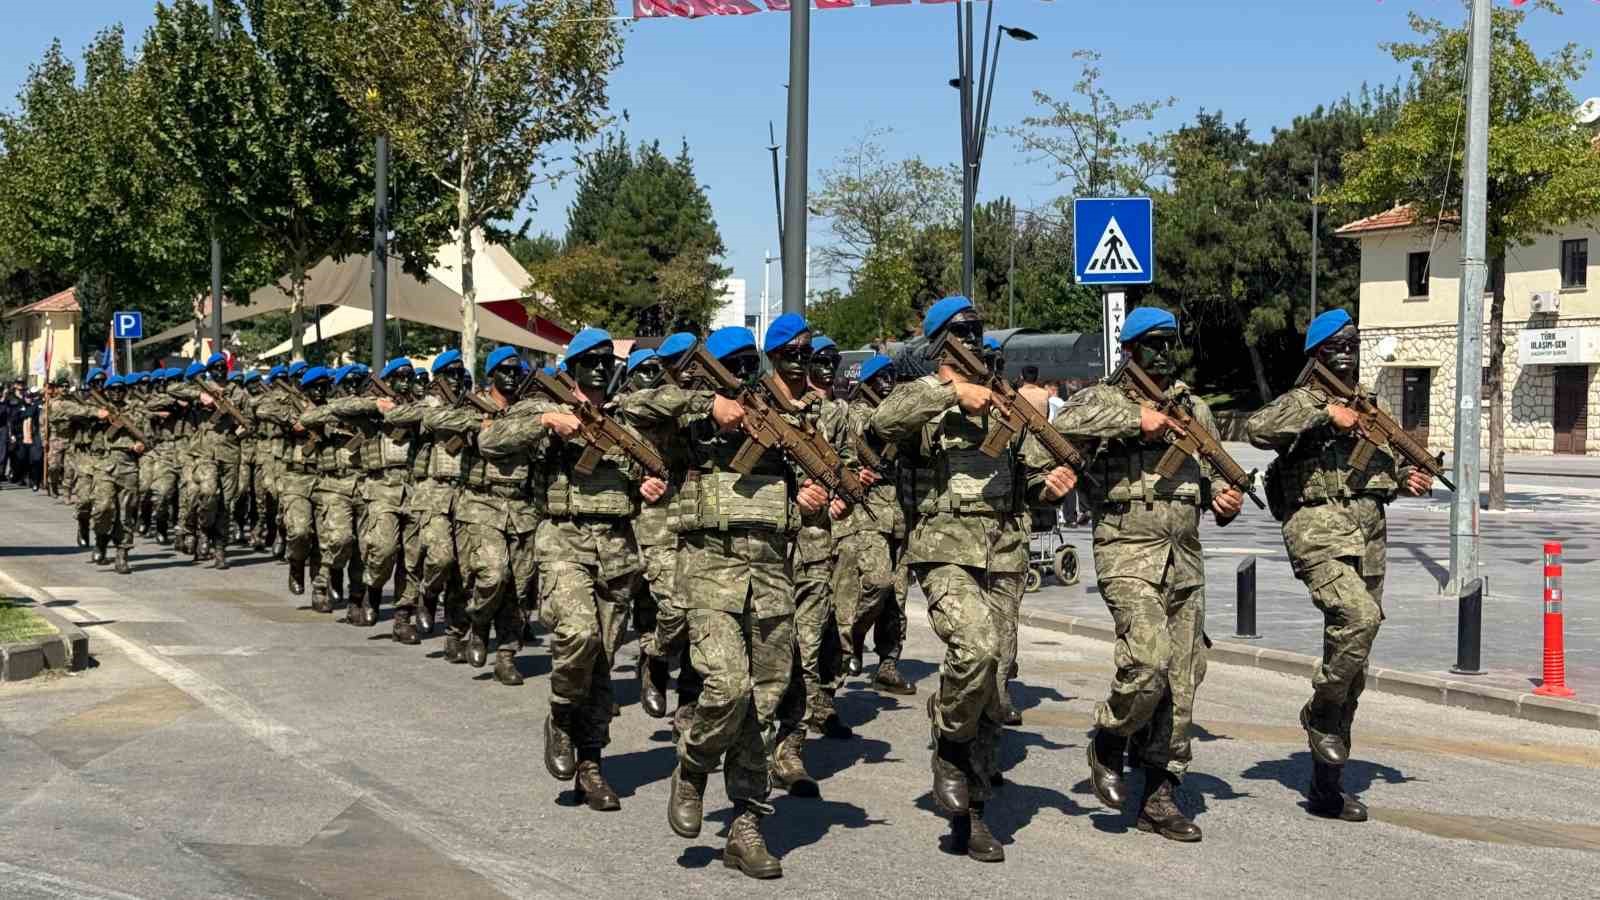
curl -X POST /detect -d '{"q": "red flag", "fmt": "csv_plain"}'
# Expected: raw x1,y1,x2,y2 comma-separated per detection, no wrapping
871,0,913,5
709,0,762,12
763,0,788,9
633,0,677,16
817,0,856,6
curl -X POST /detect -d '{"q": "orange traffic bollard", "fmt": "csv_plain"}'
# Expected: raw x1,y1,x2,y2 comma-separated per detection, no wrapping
1534,542,1576,699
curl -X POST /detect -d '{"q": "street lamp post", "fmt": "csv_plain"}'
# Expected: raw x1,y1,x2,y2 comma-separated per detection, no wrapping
952,6,1036,298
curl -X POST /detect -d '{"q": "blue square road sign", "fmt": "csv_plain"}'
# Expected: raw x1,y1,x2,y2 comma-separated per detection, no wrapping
112,311,143,340
1074,198,1154,286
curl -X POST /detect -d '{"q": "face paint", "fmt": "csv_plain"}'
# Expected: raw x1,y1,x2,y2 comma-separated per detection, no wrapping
1316,326,1360,382
306,380,330,403
1132,331,1179,377
208,363,228,382
808,352,840,391
867,371,895,398
491,363,522,398
945,313,985,354
769,336,813,381
723,350,761,384
569,350,616,395
628,361,663,391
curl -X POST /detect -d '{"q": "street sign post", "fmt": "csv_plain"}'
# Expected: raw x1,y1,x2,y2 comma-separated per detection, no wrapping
1076,198,1150,374
113,311,142,374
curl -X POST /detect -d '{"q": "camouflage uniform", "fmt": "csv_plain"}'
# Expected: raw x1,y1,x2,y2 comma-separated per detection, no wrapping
66,397,99,535
193,382,251,548
45,397,70,498
1246,385,1404,749
620,384,800,812
255,389,319,570
91,401,144,552
253,392,285,550
1054,381,1229,777
632,398,703,719
301,398,368,598
870,374,1051,802
834,397,909,671
395,393,466,629
342,396,413,605
431,399,539,663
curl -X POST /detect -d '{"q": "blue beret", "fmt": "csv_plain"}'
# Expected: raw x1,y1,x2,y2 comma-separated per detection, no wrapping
228,372,244,382
923,295,974,337
287,361,309,377
983,336,1001,351
206,352,227,368
708,326,757,361
626,349,658,372
243,371,262,385
763,313,810,353
300,366,332,387
380,357,414,379
859,354,894,382
484,345,520,375
658,332,697,363
104,374,124,387
151,370,167,382
332,365,356,384
268,365,286,380
350,363,370,376
811,336,837,354
1304,308,1353,353
133,373,149,384
1120,307,1178,343
87,367,105,383
184,363,206,380
566,327,613,361
430,349,462,374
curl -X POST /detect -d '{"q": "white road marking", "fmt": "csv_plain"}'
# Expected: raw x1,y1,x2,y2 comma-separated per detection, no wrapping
0,862,153,900
148,645,268,657
2,570,577,900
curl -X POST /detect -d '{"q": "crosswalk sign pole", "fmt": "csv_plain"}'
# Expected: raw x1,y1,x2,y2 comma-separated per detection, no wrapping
1102,287,1126,377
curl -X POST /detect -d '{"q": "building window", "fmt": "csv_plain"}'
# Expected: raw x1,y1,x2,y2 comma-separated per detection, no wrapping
1562,239,1588,290
1407,251,1430,298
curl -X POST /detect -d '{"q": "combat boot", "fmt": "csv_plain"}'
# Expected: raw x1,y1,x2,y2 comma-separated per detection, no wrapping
573,751,620,812
288,560,306,596
363,585,384,627
667,762,707,839
639,653,669,719
273,531,287,562
1136,769,1202,842
444,629,467,663
329,570,346,608
670,702,696,745
933,736,973,814
156,510,170,545
175,534,191,555
193,534,207,563
392,608,420,645
1086,728,1128,810
113,548,132,575
90,536,110,566
77,517,91,548
723,805,782,880
848,650,863,677
467,620,490,668
808,693,853,740
873,658,917,695
418,593,438,635
493,649,523,686
1301,702,1349,766
949,803,1005,863
212,540,228,571
311,579,332,614
769,730,819,798
544,706,578,780
1308,761,1368,822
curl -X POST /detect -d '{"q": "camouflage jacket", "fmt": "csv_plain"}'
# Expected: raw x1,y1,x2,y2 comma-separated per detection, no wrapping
792,391,854,565
834,397,906,540
1053,380,1231,588
458,396,545,534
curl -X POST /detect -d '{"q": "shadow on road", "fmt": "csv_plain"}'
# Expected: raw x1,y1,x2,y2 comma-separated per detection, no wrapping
1239,750,1416,799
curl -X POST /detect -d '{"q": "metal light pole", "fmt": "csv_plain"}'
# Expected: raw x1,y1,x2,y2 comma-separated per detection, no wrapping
952,11,1037,298
1447,0,1492,596
768,122,785,267
371,135,389,365
1007,207,1017,329
1310,156,1319,320
209,2,224,355
780,0,809,315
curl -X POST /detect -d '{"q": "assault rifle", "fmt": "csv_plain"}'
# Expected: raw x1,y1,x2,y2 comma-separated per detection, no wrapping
200,379,248,430
88,387,148,445
277,380,324,452
1295,358,1456,492
672,345,872,515
847,378,896,470
933,331,1096,483
1109,357,1265,509
430,376,502,453
527,368,668,480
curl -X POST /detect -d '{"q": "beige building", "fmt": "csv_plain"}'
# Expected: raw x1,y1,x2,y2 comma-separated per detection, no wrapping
1339,207,1597,455
3,287,82,389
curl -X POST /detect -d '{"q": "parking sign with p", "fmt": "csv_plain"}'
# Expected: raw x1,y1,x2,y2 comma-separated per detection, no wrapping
113,311,143,340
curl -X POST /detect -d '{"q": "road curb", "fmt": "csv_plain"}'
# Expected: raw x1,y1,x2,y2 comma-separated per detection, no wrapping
0,596,90,682
1016,607,1600,732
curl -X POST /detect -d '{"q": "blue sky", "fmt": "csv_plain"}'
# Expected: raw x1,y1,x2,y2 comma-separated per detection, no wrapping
4,1,1598,313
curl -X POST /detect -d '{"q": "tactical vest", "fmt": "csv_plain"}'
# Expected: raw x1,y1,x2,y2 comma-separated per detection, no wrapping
914,410,1021,518
545,444,636,518
1276,429,1400,509
1085,438,1206,508
676,470,790,532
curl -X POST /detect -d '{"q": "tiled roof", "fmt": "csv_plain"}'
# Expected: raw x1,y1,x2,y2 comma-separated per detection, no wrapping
5,287,81,317
1336,203,1463,237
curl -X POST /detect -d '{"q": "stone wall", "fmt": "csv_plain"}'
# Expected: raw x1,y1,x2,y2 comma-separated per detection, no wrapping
1361,317,1600,455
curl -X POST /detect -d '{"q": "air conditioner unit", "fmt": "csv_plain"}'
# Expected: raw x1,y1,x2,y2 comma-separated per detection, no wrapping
1531,291,1560,315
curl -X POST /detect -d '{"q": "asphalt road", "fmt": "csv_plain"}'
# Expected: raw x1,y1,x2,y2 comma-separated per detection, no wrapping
2,485,1598,899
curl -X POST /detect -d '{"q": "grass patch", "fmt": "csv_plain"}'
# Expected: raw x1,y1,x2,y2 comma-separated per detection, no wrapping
0,599,59,644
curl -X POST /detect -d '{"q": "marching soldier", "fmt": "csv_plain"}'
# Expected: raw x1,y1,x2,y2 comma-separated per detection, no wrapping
67,368,108,551
869,296,1076,862
277,364,331,607
189,353,252,568
393,352,471,648
254,366,288,557
86,374,146,574
1245,308,1432,823
44,377,70,500
835,354,915,695
1060,306,1241,844
301,365,369,611
347,358,416,627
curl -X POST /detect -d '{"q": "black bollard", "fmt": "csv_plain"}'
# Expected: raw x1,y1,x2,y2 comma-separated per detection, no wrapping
1451,577,1485,675
1235,557,1260,639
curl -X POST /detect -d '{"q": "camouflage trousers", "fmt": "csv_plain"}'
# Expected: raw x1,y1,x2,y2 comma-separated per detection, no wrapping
786,558,843,732
175,451,201,545
636,544,682,659
1096,570,1208,777
914,562,1008,801
45,439,66,495
146,448,181,529
538,554,634,749
91,452,139,549
833,530,906,664
277,470,320,563
682,603,794,811
458,519,537,640
254,453,280,542
360,475,407,593
398,481,459,614
74,451,100,529
314,479,363,590
1303,555,1384,746
193,454,241,541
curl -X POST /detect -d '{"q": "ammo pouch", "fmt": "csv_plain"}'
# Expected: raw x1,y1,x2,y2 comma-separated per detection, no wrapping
918,445,1018,517
546,458,635,518
678,470,789,532
1264,458,1288,522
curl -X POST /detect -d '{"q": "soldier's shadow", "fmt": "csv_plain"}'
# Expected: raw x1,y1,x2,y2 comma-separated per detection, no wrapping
672,797,889,869
835,685,914,731
1240,750,1415,799
1080,768,1251,835
1009,682,1074,712
584,745,679,800
806,735,898,784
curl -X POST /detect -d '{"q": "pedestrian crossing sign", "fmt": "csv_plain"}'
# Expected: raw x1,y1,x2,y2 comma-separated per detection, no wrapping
1074,197,1154,285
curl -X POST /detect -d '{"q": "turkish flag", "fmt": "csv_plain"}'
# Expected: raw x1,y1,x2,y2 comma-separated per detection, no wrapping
632,0,681,16
710,0,763,12
817,0,856,7
871,0,913,5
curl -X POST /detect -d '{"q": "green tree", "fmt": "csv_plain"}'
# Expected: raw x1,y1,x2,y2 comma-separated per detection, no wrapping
1337,0,1600,508
809,127,961,279
506,230,562,271
565,131,633,247
330,0,624,372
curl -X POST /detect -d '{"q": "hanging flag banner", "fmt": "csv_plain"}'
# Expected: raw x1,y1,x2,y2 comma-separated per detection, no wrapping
633,0,957,18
